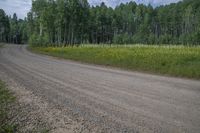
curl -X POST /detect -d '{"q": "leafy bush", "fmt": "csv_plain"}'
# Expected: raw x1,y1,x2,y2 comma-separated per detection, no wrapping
113,34,133,44
29,33,49,47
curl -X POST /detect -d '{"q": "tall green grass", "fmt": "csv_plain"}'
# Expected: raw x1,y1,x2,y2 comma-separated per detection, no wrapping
30,45,200,79
0,80,16,133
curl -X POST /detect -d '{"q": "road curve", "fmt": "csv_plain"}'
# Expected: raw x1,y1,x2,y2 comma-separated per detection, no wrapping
0,44,200,133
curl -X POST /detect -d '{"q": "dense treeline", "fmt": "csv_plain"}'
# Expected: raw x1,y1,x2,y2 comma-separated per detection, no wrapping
0,0,200,45
0,9,27,44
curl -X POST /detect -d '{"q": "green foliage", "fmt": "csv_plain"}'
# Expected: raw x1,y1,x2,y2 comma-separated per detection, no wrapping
113,34,133,44
0,9,10,43
0,80,16,133
29,34,49,47
0,9,28,44
31,45,200,79
27,0,200,45
29,34,37,46
1,0,200,45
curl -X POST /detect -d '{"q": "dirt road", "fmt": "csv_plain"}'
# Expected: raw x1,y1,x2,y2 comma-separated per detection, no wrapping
0,44,200,133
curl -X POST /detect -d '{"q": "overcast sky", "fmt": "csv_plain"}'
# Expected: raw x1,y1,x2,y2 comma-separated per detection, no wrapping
0,0,182,19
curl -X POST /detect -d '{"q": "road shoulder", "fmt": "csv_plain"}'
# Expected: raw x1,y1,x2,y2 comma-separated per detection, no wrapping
0,71,86,133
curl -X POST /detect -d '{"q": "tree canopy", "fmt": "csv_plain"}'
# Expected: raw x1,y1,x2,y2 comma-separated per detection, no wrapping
0,0,200,45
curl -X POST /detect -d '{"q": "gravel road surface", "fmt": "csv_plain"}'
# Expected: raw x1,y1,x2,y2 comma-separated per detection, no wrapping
0,44,200,133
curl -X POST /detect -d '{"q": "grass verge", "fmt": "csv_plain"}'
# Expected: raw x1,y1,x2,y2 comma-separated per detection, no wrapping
0,80,16,133
30,45,200,79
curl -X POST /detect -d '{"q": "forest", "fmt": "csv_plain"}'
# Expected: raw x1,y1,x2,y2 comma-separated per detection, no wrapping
0,0,200,46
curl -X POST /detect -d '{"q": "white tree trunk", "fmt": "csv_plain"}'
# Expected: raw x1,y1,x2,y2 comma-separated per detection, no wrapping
40,22,43,36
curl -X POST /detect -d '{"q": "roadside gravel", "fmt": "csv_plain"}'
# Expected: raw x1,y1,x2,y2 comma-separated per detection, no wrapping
0,71,97,133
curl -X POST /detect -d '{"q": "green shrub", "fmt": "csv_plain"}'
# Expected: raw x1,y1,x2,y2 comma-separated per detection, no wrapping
29,33,49,47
